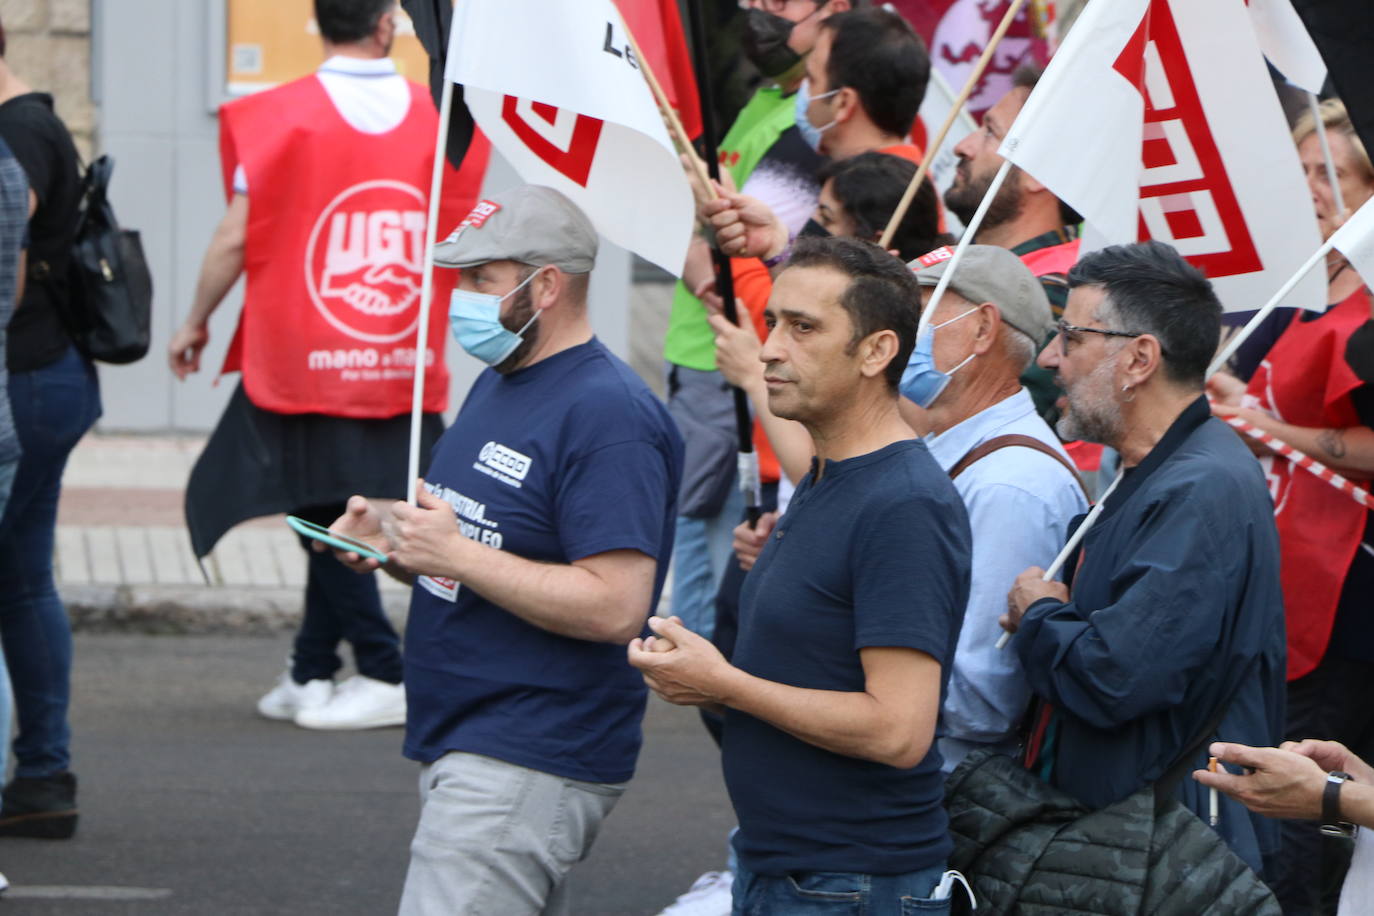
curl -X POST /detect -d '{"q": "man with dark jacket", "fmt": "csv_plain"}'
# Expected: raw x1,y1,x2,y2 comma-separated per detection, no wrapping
1002,241,1286,879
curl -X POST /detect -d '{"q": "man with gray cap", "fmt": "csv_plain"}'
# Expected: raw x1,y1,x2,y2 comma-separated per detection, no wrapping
326,185,683,915
901,244,1088,771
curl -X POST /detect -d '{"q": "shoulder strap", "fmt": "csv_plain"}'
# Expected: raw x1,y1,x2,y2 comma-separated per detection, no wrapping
949,434,1089,499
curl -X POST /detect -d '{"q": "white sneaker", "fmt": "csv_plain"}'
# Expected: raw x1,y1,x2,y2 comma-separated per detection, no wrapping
657,870,733,916
294,675,405,730
257,671,333,721
0,869,8,893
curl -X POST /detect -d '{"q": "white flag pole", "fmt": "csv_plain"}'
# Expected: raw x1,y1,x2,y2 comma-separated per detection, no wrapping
878,0,1028,249
406,78,455,506
1308,93,1347,219
917,159,1014,332
1207,235,1336,377
996,470,1123,650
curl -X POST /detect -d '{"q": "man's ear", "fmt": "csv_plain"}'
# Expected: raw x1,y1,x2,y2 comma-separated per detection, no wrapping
858,328,900,380
834,87,862,126
1122,334,1165,388
532,267,562,311
971,303,1002,356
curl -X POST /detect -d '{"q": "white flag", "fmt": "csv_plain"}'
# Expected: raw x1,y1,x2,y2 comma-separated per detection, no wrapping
1330,195,1374,284
446,0,694,275
999,0,1324,313
1247,0,1326,95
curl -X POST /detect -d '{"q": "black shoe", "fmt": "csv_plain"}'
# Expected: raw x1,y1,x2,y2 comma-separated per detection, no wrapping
0,772,78,839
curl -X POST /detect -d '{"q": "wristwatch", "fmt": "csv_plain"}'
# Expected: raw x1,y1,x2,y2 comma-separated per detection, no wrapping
1321,771,1357,838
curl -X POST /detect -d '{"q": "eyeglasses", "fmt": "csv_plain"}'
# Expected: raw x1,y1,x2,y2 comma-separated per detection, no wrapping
1054,319,1143,355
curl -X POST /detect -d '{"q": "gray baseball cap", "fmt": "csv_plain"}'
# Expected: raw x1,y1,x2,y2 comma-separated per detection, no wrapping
432,185,598,274
908,245,1055,343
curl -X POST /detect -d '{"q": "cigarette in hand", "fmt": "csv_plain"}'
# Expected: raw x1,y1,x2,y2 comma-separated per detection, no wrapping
1208,756,1220,826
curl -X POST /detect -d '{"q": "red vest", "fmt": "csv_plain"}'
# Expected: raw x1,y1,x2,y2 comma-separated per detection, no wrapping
1019,238,1081,278
218,75,490,417
1245,289,1371,680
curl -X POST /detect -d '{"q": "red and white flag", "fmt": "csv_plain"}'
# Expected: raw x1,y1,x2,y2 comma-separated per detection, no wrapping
889,0,1052,119
445,0,694,274
1246,0,1326,95
999,0,1324,313
612,0,702,140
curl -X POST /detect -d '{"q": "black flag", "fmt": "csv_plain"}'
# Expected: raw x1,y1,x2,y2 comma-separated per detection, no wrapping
401,0,477,169
1292,0,1374,155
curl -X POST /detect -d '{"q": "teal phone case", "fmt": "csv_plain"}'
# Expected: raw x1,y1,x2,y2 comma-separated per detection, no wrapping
285,515,389,563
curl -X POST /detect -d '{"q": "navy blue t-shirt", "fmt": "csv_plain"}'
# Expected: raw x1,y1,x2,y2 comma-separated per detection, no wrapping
724,439,971,876
404,339,683,784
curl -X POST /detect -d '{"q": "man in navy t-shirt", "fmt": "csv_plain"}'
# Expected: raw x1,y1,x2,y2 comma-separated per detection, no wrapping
326,185,683,915
630,237,971,915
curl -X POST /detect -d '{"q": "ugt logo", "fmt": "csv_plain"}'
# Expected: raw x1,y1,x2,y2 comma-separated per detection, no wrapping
304,180,427,343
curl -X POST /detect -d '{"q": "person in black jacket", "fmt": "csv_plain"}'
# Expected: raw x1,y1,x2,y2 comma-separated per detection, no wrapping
0,17,101,840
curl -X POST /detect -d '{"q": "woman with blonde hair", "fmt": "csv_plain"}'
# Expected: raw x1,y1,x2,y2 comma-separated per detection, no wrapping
1210,97,1374,914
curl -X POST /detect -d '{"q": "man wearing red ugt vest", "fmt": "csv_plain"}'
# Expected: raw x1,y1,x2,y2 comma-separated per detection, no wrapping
169,0,488,731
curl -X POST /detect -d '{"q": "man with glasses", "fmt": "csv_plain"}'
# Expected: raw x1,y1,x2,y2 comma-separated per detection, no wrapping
998,240,1286,879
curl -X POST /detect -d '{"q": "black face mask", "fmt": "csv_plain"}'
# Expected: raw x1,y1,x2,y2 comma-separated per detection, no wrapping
742,8,805,78
799,218,832,239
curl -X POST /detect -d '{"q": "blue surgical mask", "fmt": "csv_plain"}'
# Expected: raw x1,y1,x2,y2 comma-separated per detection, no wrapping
448,270,542,367
794,78,840,153
899,306,979,408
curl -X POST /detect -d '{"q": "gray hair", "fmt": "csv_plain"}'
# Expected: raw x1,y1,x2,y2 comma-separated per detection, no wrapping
1001,323,1038,373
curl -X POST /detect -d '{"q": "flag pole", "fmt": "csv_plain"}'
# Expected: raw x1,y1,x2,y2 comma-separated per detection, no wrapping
407,77,454,506
1207,235,1336,377
1308,93,1347,219
878,0,1028,249
686,0,761,524
995,470,1124,650
621,21,717,203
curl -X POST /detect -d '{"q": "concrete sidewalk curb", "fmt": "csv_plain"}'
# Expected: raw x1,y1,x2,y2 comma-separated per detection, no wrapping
62,584,411,636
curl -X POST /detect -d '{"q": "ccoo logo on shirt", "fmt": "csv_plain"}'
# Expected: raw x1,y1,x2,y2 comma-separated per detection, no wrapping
476,441,533,488
304,179,428,343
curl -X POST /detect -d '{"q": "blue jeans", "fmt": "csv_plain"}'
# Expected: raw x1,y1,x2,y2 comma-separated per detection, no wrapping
671,478,744,640
290,503,403,685
0,346,100,778
731,858,951,916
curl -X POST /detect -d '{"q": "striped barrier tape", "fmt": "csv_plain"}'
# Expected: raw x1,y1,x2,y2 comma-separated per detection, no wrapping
1223,416,1373,510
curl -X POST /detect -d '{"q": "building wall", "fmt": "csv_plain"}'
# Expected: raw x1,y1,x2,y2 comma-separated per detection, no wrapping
0,0,95,159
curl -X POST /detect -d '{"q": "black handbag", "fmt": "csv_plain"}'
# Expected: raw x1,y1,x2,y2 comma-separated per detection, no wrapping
34,154,153,364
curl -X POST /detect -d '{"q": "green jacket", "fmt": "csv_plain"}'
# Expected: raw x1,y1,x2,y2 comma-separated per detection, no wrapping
663,86,796,371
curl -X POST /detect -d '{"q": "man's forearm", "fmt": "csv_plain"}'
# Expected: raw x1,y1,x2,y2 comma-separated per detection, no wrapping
429,537,649,644
715,667,932,769
186,196,248,329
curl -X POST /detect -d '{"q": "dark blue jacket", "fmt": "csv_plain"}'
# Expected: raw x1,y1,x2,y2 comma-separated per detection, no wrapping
1016,396,1286,878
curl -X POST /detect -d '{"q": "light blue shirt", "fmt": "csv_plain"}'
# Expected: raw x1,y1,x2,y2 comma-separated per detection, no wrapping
924,388,1089,772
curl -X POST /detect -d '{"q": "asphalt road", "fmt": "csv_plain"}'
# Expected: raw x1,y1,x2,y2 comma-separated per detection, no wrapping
0,634,736,915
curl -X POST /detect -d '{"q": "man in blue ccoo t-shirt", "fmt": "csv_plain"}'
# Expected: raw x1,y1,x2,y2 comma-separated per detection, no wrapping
325,185,683,916
630,236,971,915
